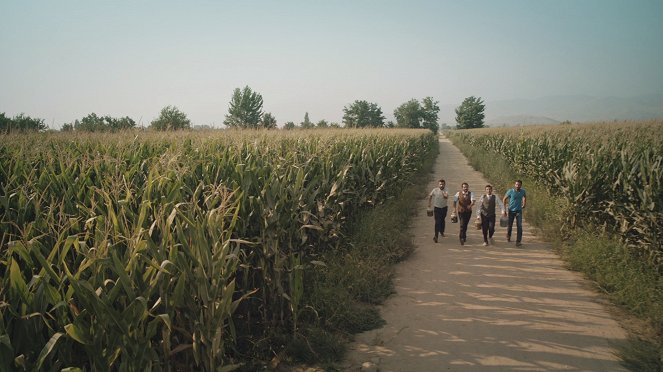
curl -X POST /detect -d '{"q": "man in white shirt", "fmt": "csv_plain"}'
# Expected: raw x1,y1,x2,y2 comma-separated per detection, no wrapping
428,179,449,243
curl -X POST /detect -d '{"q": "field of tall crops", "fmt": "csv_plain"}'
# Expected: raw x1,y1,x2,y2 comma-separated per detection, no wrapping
0,129,437,371
447,121,662,270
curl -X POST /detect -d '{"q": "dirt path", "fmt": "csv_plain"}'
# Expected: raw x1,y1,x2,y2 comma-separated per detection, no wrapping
341,136,628,371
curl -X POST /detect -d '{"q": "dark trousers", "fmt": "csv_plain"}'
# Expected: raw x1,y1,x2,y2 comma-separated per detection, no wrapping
480,213,496,242
434,206,448,238
458,211,472,240
507,210,523,242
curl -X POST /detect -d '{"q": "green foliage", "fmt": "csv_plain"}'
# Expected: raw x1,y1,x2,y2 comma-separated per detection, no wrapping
300,112,314,129
393,97,440,133
618,337,663,372
448,121,663,267
149,105,191,131
66,113,137,132
0,129,437,369
316,119,329,128
421,97,441,133
224,86,264,128
394,99,420,128
342,100,385,128
261,112,277,129
283,121,296,130
455,96,485,129
0,112,47,133
0,112,8,131
62,113,136,132
75,113,105,132
448,124,663,370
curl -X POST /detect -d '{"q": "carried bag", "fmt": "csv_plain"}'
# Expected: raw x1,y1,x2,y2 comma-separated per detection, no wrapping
500,214,508,227
427,208,434,217
474,216,482,230
450,211,458,223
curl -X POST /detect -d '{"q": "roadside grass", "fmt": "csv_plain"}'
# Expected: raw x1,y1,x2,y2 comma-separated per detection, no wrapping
449,132,663,372
268,139,438,370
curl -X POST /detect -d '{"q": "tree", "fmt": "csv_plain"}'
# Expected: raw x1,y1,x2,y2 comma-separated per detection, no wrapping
150,106,191,131
316,119,329,128
283,121,296,130
108,116,136,131
224,86,264,128
393,97,440,133
0,113,47,133
342,100,385,128
421,97,440,133
75,113,106,132
300,112,314,129
261,112,277,129
71,113,137,132
0,113,10,133
394,99,422,128
455,96,485,129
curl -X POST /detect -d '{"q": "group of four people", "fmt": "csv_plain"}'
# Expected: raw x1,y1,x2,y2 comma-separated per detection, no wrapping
427,179,527,246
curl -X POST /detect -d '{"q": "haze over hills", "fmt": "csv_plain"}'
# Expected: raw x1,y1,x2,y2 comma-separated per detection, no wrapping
437,93,663,127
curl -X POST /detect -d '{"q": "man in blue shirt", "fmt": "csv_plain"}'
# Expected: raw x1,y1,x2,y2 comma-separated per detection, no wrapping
502,180,527,246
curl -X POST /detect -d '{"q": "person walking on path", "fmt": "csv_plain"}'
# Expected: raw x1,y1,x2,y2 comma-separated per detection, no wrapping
453,182,475,245
503,180,527,247
428,179,449,243
476,184,505,246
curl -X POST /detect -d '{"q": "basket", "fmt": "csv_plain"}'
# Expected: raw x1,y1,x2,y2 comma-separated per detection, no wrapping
450,212,458,223
500,215,508,227
475,218,482,230
427,208,434,217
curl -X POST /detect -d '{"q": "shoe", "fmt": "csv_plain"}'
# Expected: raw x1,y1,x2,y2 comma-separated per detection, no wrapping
441,233,445,237
516,242,522,247
482,242,488,246
489,237,494,245
506,235,511,242
433,236,438,243
460,237,464,245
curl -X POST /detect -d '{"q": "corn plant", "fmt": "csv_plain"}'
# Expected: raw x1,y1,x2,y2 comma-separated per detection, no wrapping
448,120,662,270
1,128,437,370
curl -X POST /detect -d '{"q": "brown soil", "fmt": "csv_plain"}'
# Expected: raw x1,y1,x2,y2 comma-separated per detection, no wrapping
340,135,629,371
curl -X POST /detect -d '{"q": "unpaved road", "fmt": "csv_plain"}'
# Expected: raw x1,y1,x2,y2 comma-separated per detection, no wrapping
341,136,628,371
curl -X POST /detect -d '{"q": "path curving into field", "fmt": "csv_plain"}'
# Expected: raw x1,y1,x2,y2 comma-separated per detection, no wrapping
341,135,628,371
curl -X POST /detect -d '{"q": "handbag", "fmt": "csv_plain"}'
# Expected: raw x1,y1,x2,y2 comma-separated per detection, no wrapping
500,214,508,227
475,217,482,230
450,211,458,223
427,208,434,217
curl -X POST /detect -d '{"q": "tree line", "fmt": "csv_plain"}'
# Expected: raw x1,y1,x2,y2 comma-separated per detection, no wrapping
1,86,486,133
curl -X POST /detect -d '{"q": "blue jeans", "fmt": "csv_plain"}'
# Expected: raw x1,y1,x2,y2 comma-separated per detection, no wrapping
507,210,523,242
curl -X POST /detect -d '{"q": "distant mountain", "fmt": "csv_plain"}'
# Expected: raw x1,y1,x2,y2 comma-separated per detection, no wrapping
438,93,663,127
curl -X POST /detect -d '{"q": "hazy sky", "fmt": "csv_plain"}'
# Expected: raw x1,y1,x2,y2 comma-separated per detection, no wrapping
1,0,662,128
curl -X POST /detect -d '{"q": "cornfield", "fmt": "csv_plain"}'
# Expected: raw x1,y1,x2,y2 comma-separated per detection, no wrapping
0,128,437,370
447,120,663,270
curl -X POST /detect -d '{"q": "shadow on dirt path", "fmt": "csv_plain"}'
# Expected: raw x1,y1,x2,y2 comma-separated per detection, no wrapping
341,136,628,371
